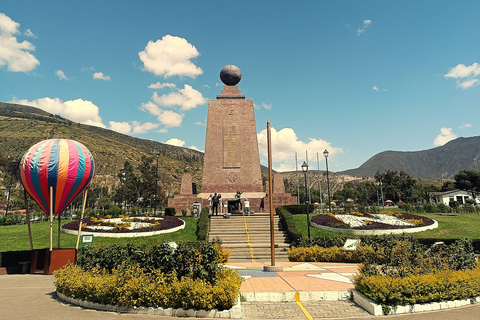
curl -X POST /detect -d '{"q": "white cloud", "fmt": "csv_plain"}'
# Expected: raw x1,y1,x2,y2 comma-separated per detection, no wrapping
152,84,206,110
107,120,159,135
148,82,176,89
108,121,132,134
93,72,110,80
458,79,479,90
255,102,272,110
0,13,40,73
188,145,203,152
434,127,457,146
195,121,203,126
444,63,480,89
257,127,343,172
158,128,168,133
138,34,202,78
372,86,379,91
24,29,36,37
55,69,68,80
132,121,159,134
357,19,372,35
157,109,183,128
460,123,472,129
445,63,480,79
165,138,185,147
10,97,106,128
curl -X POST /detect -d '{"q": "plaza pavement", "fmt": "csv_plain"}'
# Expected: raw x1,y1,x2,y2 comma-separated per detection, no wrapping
2,261,480,319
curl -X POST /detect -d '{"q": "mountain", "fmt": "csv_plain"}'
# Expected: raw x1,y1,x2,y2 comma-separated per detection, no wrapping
0,102,204,194
339,136,480,179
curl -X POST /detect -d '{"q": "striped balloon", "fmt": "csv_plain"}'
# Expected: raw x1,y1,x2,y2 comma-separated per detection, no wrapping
19,139,95,214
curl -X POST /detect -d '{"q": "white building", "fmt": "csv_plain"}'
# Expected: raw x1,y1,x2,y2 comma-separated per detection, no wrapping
430,189,480,206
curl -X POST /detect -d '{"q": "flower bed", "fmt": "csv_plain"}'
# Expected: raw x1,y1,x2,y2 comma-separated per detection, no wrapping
312,211,434,231
62,215,183,234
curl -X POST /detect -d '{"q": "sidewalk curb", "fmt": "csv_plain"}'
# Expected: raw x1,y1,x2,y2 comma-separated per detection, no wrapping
353,290,480,316
56,291,242,318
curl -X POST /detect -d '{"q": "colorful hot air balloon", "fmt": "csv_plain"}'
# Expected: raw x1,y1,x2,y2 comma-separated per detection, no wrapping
19,139,95,214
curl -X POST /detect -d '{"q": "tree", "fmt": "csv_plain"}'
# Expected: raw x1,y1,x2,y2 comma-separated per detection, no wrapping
454,169,480,199
374,170,417,204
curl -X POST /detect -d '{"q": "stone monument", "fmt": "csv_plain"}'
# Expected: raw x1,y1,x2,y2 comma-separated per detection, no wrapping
168,65,296,213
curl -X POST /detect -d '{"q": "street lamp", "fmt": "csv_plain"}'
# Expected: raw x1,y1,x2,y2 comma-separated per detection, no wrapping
323,149,331,212
301,161,310,240
380,180,385,210
154,150,160,215
121,172,126,211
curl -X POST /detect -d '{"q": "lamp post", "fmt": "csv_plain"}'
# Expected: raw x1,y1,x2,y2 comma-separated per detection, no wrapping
301,161,310,240
5,159,16,215
380,180,385,210
121,172,126,211
323,149,331,212
154,150,160,215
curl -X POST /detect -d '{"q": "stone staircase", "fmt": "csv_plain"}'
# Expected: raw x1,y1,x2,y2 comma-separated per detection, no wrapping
208,213,290,262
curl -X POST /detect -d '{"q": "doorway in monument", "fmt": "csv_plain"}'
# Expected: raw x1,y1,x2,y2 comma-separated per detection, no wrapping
227,200,237,213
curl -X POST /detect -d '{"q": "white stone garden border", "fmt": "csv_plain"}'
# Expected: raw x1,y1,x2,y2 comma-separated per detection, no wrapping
353,290,480,316
56,291,242,318
61,218,185,238
311,219,438,235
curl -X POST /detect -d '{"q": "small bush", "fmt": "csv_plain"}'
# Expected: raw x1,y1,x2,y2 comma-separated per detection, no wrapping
196,207,210,241
165,207,176,216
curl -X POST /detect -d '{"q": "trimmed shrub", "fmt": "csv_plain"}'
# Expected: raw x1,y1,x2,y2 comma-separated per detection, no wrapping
282,204,315,215
54,263,242,311
276,206,302,245
288,245,374,263
165,207,176,216
354,264,480,307
196,206,210,241
78,240,225,284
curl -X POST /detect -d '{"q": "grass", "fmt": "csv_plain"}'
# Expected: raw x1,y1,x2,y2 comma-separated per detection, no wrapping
0,216,198,253
293,211,480,241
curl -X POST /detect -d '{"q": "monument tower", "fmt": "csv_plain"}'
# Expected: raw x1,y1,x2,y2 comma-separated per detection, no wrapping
201,65,263,195
168,65,296,213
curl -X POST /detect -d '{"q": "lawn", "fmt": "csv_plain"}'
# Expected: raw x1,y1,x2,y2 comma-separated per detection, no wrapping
293,212,480,240
0,217,198,253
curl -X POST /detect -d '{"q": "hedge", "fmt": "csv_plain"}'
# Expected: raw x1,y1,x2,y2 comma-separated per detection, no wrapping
282,204,315,215
354,265,480,306
54,263,242,311
196,206,210,241
78,240,227,285
276,206,302,245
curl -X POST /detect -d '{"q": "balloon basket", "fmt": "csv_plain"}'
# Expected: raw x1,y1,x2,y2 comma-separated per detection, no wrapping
30,248,77,275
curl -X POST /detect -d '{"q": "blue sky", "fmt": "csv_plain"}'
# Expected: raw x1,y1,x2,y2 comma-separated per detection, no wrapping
1,1,480,172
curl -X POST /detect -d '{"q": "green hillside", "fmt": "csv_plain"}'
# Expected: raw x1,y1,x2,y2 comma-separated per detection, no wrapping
0,102,204,198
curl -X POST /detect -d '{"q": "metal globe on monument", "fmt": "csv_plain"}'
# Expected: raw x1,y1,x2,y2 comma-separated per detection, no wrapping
220,65,242,86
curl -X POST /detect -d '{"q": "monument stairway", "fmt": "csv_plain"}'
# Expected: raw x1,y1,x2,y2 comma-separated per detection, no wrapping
208,213,291,262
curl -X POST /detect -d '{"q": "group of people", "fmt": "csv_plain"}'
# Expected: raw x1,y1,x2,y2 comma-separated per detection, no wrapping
207,190,251,216
208,193,222,215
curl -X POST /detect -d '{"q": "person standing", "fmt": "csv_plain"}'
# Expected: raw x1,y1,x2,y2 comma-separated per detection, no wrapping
235,190,243,210
244,198,250,216
212,193,219,215
218,193,223,214
208,194,213,215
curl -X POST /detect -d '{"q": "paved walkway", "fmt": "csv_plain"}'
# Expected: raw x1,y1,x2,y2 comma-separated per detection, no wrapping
2,262,480,319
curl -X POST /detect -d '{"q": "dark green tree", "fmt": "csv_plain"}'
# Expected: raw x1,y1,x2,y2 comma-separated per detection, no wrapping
454,169,480,198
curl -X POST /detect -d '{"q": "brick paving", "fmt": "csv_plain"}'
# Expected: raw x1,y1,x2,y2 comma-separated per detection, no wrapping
241,301,372,319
